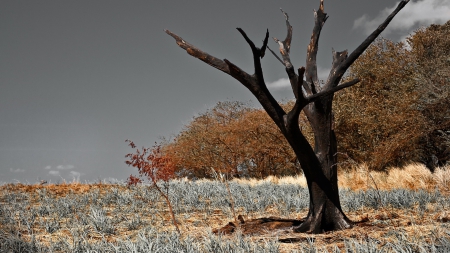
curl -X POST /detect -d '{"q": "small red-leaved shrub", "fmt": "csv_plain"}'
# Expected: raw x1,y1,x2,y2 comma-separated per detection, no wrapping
125,140,180,234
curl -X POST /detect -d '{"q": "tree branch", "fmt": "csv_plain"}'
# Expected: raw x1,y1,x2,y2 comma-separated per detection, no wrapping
236,28,267,82
305,0,328,93
273,9,294,69
266,44,284,66
273,9,304,104
307,78,360,103
296,67,306,99
165,29,231,74
261,29,269,58
237,28,257,52
280,9,292,54
299,67,312,96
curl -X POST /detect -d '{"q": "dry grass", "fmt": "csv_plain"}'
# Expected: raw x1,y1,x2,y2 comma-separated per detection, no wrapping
339,163,450,192
1,163,450,252
0,181,129,198
233,163,450,193
232,174,308,188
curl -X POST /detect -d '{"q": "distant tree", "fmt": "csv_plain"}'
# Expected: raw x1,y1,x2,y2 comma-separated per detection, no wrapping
334,38,424,170
165,0,409,233
335,21,450,170
165,101,310,178
408,21,450,168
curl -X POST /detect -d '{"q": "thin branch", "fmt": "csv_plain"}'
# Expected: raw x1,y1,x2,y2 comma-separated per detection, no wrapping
237,28,257,51
266,44,284,65
233,28,287,128
307,78,360,103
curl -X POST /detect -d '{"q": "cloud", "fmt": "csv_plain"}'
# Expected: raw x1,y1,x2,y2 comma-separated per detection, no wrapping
267,67,331,90
353,0,450,36
70,171,81,182
267,78,290,90
10,168,25,173
44,166,51,170
48,170,60,176
317,67,331,82
56,165,75,170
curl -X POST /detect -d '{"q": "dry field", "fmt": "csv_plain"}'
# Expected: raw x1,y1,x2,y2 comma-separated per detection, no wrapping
1,163,450,252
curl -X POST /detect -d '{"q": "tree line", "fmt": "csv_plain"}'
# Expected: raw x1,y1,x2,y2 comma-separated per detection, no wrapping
159,21,449,179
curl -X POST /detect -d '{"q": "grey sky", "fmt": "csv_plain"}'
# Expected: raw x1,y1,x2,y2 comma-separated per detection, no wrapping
1,0,448,183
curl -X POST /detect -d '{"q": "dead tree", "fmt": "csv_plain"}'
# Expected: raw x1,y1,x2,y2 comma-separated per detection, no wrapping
166,0,409,233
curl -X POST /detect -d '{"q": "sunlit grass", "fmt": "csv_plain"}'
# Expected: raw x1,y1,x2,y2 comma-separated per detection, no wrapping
234,163,450,192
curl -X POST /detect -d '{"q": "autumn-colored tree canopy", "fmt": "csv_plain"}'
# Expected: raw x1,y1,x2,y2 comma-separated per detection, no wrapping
157,21,450,179
335,20,450,170
163,101,313,178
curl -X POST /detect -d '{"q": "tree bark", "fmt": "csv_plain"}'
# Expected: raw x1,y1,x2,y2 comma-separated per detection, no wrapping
165,0,409,233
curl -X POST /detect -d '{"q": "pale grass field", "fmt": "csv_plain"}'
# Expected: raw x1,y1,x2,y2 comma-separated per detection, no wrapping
1,163,450,252
233,163,450,192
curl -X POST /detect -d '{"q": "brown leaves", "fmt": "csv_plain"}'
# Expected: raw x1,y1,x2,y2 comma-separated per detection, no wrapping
334,22,450,170
163,101,303,178
125,140,176,185
124,140,181,234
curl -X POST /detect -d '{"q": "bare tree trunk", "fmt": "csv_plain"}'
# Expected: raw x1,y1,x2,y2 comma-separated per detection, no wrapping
165,0,409,233
291,97,352,232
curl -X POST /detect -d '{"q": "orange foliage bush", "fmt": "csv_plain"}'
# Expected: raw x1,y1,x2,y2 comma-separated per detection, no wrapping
162,101,314,178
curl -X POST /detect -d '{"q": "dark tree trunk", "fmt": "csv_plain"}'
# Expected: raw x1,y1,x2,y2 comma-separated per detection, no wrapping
289,97,352,233
165,0,410,233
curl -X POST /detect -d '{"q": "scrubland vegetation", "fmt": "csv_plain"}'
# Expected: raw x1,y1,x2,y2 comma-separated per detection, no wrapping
2,164,450,252
163,21,450,178
2,16,449,253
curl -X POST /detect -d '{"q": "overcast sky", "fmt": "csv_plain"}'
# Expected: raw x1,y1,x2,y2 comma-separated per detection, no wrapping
1,0,448,184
